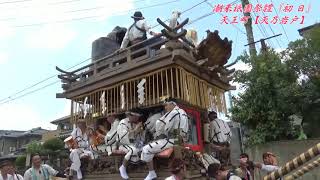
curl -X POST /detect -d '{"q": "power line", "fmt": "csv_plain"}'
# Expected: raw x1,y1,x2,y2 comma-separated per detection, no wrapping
0,0,32,5
251,10,274,48
186,12,214,26
0,0,147,6
255,0,282,49
0,0,202,104
205,0,246,35
270,0,290,42
151,0,208,28
0,0,151,22
0,57,91,103
50,0,81,5
10,0,179,28
181,0,208,14
0,80,60,105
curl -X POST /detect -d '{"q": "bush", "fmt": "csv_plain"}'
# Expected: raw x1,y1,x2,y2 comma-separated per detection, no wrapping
15,155,26,168
27,141,44,155
43,138,64,152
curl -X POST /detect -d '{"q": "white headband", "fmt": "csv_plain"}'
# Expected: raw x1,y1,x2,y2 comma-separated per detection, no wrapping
163,100,176,106
126,111,142,117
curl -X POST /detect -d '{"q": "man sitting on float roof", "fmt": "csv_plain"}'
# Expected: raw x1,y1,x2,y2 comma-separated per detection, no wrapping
120,11,160,49
141,97,189,180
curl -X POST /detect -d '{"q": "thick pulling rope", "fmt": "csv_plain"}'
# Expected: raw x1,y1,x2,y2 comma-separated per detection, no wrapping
263,143,320,180
284,157,320,180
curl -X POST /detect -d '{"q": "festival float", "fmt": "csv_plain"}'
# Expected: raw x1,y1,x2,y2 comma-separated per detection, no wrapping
56,16,236,179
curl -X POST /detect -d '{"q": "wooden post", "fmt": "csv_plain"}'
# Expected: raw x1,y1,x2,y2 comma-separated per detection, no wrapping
263,143,320,180
241,0,257,56
285,157,320,180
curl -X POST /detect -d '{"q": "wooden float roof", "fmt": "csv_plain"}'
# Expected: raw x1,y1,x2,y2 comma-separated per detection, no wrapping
196,30,232,67
56,18,235,100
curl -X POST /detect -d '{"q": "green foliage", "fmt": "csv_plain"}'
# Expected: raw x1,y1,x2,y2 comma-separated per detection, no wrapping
26,141,44,155
15,155,26,167
231,50,301,146
282,27,320,77
282,26,320,138
298,77,320,138
43,138,64,152
233,26,320,146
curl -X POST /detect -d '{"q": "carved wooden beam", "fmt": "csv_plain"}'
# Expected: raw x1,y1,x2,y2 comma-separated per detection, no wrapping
56,66,73,75
224,59,239,68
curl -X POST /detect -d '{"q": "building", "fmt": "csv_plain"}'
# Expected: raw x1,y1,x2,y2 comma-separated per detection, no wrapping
298,23,320,36
0,127,49,157
42,116,73,141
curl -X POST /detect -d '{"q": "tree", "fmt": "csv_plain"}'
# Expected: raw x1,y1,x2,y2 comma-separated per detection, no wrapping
231,49,301,146
282,27,320,138
27,141,44,155
282,27,320,78
43,138,64,152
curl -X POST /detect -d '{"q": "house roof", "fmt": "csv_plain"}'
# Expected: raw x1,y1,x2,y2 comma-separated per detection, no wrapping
50,115,71,125
298,23,320,36
0,130,25,138
0,127,49,138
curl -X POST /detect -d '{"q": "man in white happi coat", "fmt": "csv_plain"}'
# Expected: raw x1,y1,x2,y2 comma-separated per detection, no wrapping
120,11,160,49
67,119,94,180
144,109,165,142
64,136,94,180
141,97,189,180
117,109,145,179
104,114,120,156
71,119,90,150
87,116,115,155
208,109,232,165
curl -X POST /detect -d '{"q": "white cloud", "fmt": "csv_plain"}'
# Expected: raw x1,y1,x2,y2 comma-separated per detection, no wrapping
20,0,136,50
0,0,135,25
232,60,251,72
230,61,251,96
25,24,77,49
0,52,9,64
0,22,14,39
0,103,56,131
52,100,71,120
275,48,285,53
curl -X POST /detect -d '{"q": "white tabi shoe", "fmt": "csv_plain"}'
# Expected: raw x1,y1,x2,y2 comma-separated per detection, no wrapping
119,165,129,179
144,170,157,180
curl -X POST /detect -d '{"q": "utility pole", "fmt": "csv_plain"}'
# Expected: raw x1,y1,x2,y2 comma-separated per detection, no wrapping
241,0,257,56
244,34,282,53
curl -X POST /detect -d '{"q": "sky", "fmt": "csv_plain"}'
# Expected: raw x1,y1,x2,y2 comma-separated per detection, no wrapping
0,0,318,130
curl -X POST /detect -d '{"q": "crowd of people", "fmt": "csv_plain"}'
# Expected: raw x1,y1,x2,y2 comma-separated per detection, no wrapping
63,97,190,180
0,154,67,180
0,96,282,180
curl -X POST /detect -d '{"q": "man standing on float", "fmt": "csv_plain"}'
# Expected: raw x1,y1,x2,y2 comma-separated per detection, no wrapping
208,108,232,165
120,11,159,49
141,97,189,180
